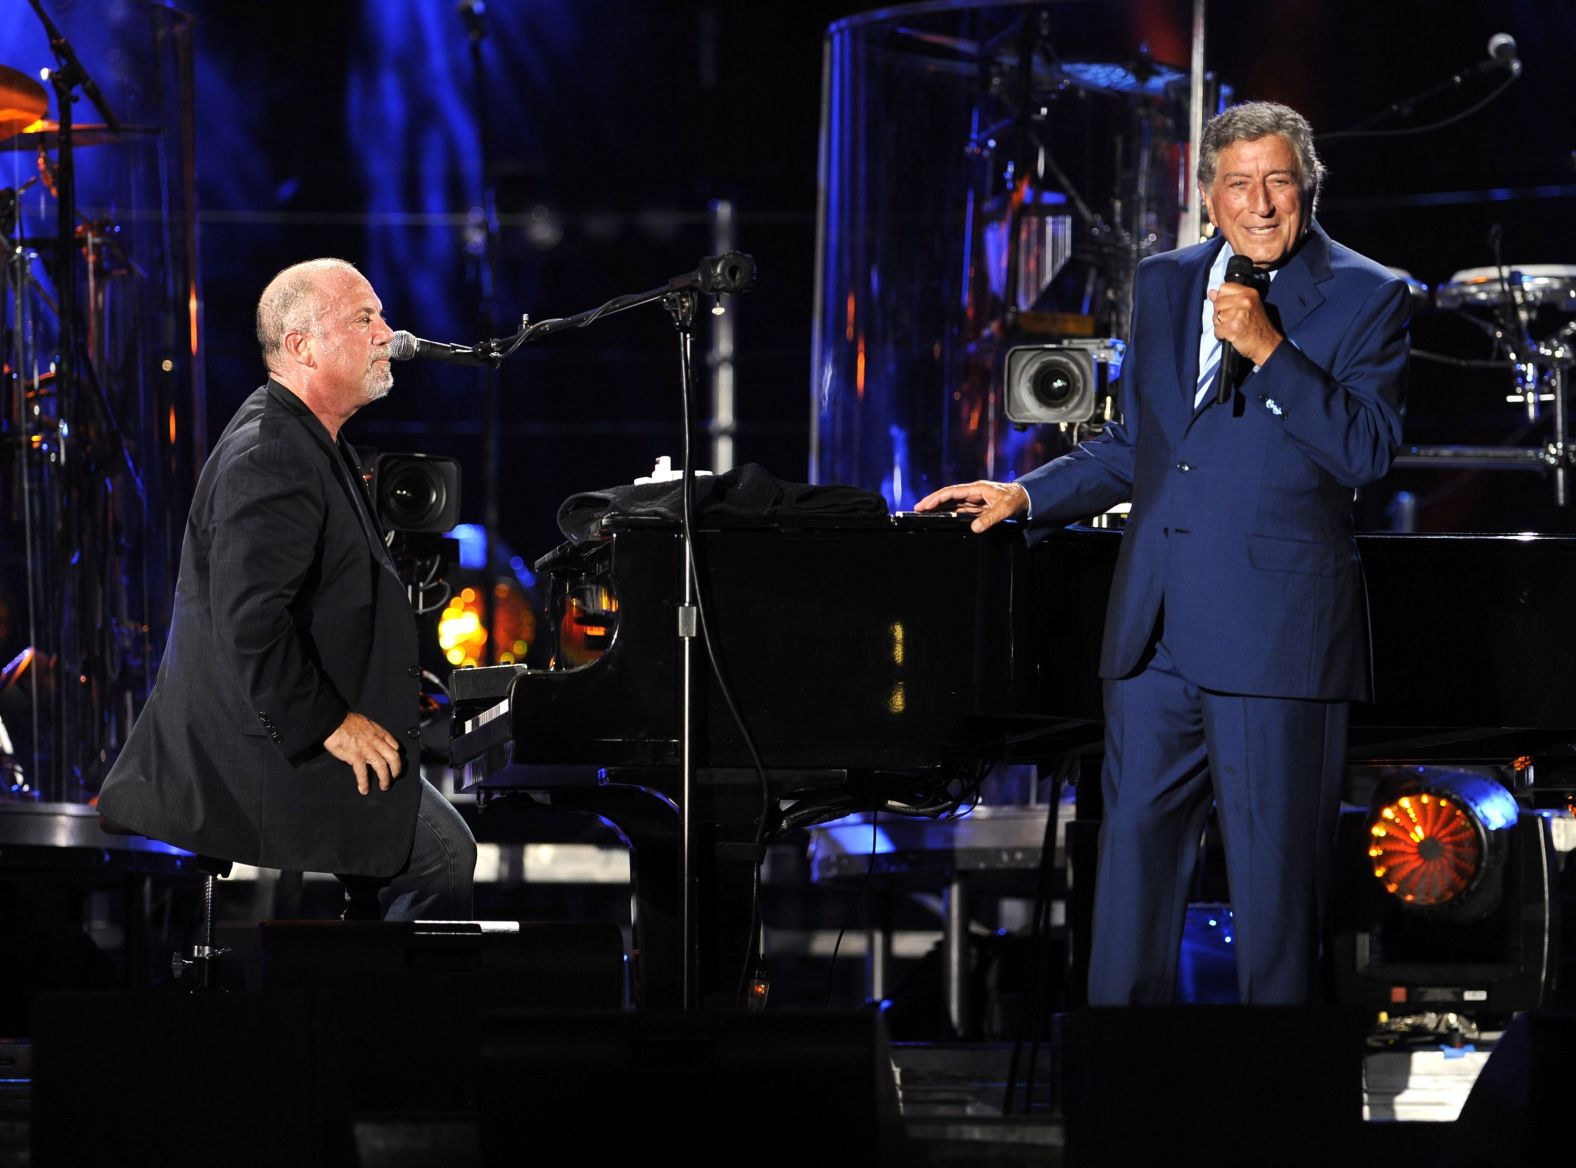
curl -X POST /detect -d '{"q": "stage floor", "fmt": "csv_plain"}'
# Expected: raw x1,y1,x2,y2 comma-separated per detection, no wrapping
0,1027,1492,1166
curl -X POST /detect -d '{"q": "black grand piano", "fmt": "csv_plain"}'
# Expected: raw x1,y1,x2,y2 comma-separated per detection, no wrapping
450,514,1576,1008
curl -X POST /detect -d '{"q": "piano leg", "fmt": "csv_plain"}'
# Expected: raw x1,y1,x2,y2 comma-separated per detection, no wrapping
539,787,685,1011
686,770,771,1009
541,774,769,1010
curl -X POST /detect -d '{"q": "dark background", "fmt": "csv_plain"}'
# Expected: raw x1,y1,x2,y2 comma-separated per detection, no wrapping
3,0,1574,566
64,1,1576,553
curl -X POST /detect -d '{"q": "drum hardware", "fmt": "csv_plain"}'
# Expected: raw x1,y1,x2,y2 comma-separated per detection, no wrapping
1393,347,1576,503
1394,267,1576,505
1,5,151,804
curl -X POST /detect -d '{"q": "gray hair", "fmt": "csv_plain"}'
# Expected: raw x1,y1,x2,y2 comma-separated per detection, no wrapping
255,258,362,369
1198,101,1326,211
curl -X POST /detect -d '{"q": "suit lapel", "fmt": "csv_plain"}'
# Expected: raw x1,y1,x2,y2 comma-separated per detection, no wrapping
1162,240,1221,432
1172,240,1222,414
266,379,401,579
1263,222,1332,338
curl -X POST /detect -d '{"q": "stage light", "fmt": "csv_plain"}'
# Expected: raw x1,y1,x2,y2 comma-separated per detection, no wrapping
1331,768,1556,1015
438,588,486,668
437,580,538,668
1365,770,1517,918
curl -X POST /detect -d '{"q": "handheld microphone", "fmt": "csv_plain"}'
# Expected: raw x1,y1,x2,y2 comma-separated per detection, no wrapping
387,330,499,368
1216,254,1266,404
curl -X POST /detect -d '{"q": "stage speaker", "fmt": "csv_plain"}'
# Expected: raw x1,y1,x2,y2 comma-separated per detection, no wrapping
260,920,626,1111
1445,1009,1576,1166
1063,1006,1367,1161
259,919,624,1007
31,991,353,1168
476,1010,902,1164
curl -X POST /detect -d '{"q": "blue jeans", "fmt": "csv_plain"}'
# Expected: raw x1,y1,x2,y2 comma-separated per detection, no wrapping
337,776,477,921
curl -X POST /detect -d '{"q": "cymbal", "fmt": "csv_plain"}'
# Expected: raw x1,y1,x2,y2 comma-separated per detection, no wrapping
1058,58,1187,97
1437,265,1576,312
0,121,159,152
0,64,49,138
886,31,1186,100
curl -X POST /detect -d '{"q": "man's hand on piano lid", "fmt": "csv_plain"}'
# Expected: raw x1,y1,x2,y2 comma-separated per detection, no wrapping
324,712,405,796
914,480,1029,534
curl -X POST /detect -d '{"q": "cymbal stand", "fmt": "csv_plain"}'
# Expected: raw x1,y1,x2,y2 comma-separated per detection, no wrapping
24,0,125,800
1,234,46,793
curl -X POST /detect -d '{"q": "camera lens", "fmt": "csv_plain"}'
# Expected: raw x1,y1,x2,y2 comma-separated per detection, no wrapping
386,469,443,527
1032,361,1078,408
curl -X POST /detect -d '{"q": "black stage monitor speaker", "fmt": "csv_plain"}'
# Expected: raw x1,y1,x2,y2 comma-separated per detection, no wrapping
1063,1006,1368,1162
477,1009,903,1165
258,920,627,1112
32,991,353,1168
258,919,624,1007
1446,1009,1576,1167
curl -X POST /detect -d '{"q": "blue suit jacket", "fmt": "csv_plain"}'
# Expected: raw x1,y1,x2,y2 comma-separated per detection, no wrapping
1019,224,1409,701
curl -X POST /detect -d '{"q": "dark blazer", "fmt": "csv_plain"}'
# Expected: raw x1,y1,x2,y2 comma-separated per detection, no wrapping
98,380,422,875
1020,223,1409,701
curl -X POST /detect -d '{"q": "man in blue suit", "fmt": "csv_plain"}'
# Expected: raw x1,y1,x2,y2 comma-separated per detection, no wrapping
917,102,1409,1004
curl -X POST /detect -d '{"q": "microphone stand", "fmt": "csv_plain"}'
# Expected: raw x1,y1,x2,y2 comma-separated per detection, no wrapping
496,254,754,1009
489,255,755,351
667,288,701,1010
459,0,503,668
1320,51,1521,142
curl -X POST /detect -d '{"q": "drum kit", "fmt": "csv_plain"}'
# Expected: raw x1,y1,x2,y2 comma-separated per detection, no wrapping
1393,261,1576,505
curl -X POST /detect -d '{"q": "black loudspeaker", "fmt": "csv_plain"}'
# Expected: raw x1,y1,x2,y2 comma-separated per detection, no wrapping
259,919,624,1007
260,920,626,1111
31,991,353,1168
1063,1006,1368,1162
1446,1009,1576,1167
476,1010,903,1165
